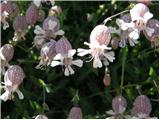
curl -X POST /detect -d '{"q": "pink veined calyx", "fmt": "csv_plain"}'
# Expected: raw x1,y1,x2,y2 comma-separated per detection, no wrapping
77,25,115,68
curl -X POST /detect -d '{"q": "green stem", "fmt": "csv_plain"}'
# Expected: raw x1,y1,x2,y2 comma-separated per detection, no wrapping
120,47,127,94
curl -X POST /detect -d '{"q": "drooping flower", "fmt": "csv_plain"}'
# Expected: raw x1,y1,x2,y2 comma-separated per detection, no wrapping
34,16,64,48
0,44,14,75
131,95,152,119
0,1,19,30
51,37,83,76
0,65,25,101
106,95,127,118
117,3,154,41
143,19,159,47
26,3,39,26
136,0,151,6
49,5,62,16
33,0,55,8
109,14,139,47
35,114,48,119
36,40,57,69
68,107,83,119
77,25,115,68
13,16,28,41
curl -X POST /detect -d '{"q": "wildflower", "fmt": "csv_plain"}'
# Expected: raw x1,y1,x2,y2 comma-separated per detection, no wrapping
0,44,14,75
34,16,64,48
68,107,83,119
51,37,83,76
117,3,154,41
26,3,39,26
33,0,55,8
136,0,151,5
13,16,28,41
131,95,152,119
0,65,25,101
143,19,159,47
106,95,127,118
36,40,57,69
49,5,62,16
0,1,19,30
35,114,48,119
77,25,115,68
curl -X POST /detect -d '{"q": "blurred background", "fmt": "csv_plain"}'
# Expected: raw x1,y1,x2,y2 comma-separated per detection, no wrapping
1,0,159,119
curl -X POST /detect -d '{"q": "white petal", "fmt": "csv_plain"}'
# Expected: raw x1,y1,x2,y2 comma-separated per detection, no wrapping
144,11,153,22
108,26,120,34
145,27,154,37
129,30,140,40
77,48,91,56
50,0,55,6
53,53,63,60
48,20,57,30
93,58,102,68
64,68,69,76
0,91,10,101
116,19,133,30
55,30,65,36
129,38,138,47
34,25,45,34
33,0,41,7
3,21,9,30
15,89,24,100
119,40,127,48
103,51,115,62
68,49,76,58
103,59,109,66
130,8,139,21
106,110,116,115
51,61,61,67
68,66,75,75
72,59,83,67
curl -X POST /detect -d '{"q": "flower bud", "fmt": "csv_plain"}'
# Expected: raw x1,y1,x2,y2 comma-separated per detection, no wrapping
4,65,25,86
0,44,14,62
55,37,72,55
49,5,62,16
10,3,19,17
131,95,152,118
90,25,111,46
13,16,28,32
103,74,111,86
111,37,119,50
143,19,159,46
26,3,39,26
35,114,48,119
42,16,60,32
112,95,127,114
68,107,83,119
37,9,45,22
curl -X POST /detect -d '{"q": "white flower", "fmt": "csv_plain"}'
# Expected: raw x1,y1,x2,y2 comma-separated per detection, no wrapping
77,42,115,68
33,0,55,7
0,84,24,101
51,49,83,76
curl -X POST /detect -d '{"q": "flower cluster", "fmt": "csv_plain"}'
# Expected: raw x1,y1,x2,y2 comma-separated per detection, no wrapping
106,95,156,119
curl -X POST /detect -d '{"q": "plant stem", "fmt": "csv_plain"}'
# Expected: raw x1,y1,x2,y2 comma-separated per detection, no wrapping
120,47,127,94
103,9,129,24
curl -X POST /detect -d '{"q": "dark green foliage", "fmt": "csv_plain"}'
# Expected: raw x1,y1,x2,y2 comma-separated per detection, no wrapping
1,1,159,119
